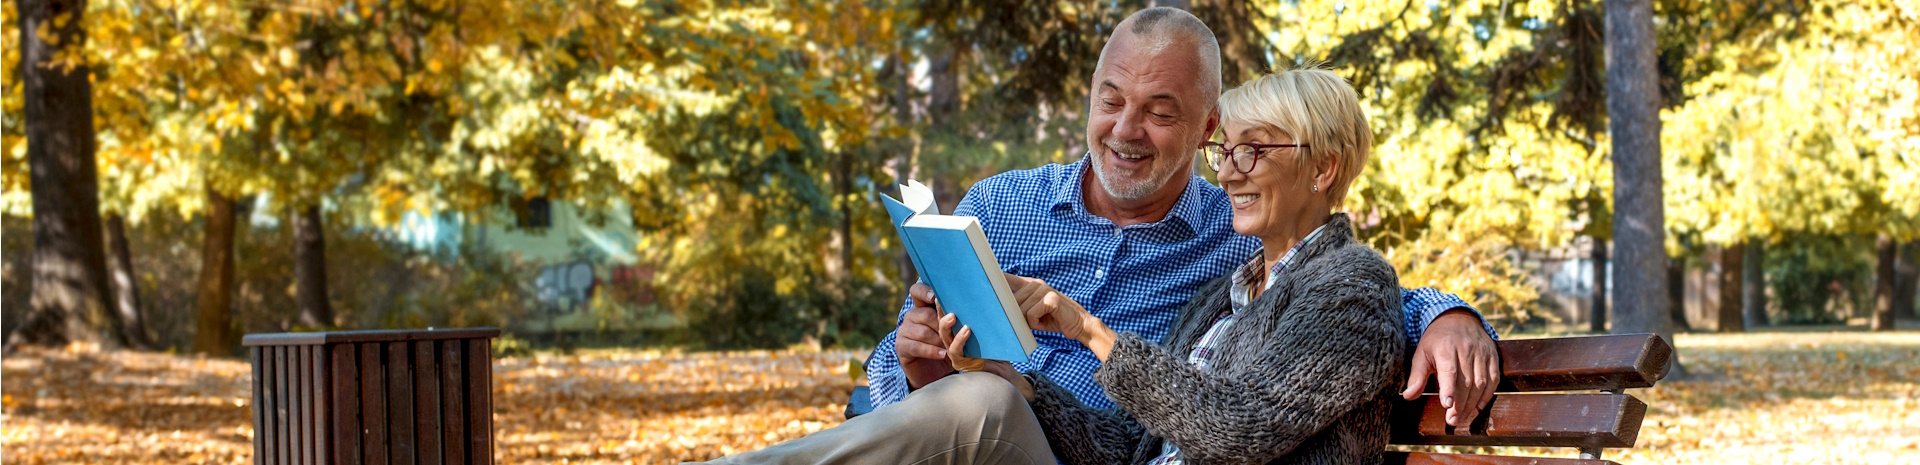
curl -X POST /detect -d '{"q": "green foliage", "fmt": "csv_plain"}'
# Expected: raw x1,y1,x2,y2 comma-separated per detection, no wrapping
1765,234,1877,325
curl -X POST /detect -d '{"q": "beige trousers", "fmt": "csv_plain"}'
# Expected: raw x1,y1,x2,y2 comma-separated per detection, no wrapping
693,372,1057,465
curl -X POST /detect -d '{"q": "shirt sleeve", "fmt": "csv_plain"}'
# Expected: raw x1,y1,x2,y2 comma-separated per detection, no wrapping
1402,287,1499,347
863,295,918,409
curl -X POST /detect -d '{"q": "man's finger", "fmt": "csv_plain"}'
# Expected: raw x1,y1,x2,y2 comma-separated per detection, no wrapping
1433,351,1460,413
895,337,947,361
903,306,939,327
910,283,936,305
1402,353,1433,400
1475,348,1501,413
1451,343,1478,426
898,322,943,347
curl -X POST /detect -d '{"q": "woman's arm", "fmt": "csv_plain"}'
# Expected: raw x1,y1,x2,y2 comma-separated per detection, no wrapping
1024,371,1147,465
1096,261,1406,464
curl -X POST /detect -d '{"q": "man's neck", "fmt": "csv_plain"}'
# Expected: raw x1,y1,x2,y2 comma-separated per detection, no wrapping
1080,169,1186,227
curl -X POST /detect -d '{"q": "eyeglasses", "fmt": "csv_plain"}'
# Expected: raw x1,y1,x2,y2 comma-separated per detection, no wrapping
1200,141,1309,174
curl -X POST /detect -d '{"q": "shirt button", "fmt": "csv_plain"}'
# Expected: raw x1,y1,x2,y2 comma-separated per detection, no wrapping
1095,269,1105,279
1113,228,1123,237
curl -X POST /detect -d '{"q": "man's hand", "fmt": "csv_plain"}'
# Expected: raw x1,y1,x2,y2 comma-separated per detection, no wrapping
1400,309,1500,427
895,283,955,390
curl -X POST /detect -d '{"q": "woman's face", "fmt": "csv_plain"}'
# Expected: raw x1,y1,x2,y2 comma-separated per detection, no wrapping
1217,120,1319,241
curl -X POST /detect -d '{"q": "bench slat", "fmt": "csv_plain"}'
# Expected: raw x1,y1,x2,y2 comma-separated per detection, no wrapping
468,338,494,465
276,346,291,465
1419,334,1672,393
331,344,362,465
1390,394,1646,448
387,342,417,465
442,340,467,465
359,343,388,465
414,341,444,465
1386,451,1620,465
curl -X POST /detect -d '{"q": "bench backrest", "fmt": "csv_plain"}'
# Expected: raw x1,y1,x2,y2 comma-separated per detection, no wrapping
1388,333,1673,463
244,328,501,465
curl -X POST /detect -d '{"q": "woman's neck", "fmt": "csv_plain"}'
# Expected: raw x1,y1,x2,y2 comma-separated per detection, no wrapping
1258,217,1330,269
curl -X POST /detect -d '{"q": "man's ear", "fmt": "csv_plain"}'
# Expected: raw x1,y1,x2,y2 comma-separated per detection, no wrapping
1198,108,1222,148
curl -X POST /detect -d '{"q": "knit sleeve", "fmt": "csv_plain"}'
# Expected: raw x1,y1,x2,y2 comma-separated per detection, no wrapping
1025,371,1145,465
1093,255,1406,464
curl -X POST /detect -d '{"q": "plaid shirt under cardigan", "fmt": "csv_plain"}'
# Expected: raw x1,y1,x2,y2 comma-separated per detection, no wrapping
864,156,1498,410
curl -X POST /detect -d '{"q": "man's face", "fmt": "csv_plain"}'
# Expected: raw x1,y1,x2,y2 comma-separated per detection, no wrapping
1084,29,1215,202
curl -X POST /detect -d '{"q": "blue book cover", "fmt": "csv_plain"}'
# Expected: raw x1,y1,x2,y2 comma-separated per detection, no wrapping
880,181,1038,362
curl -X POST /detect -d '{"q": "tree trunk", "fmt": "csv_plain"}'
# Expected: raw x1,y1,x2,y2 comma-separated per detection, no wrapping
887,52,919,288
1897,241,1917,319
1667,257,1691,331
1191,0,1269,84
1604,0,1673,360
1873,235,1896,331
1591,237,1608,332
1744,238,1769,326
1718,243,1744,332
292,204,332,329
104,214,153,348
195,187,239,355
5,0,124,352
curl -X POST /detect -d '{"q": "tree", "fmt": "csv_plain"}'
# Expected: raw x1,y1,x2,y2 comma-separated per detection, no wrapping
1874,235,1896,330
292,205,330,327
103,213,152,347
1605,0,1673,358
1718,243,1744,332
1744,239,1769,326
5,0,129,350
194,186,237,354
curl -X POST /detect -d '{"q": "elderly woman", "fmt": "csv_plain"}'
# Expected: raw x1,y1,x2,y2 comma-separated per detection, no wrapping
942,66,1405,464
697,66,1402,465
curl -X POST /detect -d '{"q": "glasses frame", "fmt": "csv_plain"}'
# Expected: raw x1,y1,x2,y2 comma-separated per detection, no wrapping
1200,141,1310,174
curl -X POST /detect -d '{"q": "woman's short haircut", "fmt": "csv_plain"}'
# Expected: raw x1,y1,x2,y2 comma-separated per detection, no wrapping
1216,65,1372,207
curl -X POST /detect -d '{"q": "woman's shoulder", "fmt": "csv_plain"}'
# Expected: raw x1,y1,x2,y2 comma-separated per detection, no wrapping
1299,241,1398,288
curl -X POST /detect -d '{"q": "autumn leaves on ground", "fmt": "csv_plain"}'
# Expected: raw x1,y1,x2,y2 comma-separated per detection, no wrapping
5,332,1917,464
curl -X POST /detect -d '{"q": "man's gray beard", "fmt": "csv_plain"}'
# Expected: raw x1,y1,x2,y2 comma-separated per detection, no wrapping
1090,148,1180,201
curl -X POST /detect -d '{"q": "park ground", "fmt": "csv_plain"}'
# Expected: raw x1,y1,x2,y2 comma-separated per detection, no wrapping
3,331,1916,464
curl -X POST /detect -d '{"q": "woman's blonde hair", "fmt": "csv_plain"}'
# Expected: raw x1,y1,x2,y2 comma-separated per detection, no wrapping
1216,65,1372,207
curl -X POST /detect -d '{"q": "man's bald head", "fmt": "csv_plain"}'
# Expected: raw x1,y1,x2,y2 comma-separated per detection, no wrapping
1098,7,1223,102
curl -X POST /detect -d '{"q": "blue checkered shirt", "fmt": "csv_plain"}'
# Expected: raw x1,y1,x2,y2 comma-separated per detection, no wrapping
864,157,1497,410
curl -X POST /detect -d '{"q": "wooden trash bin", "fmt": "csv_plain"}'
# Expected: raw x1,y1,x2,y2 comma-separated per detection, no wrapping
243,328,500,465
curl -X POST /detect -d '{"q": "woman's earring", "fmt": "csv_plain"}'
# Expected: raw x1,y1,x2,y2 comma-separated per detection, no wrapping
1312,184,1318,192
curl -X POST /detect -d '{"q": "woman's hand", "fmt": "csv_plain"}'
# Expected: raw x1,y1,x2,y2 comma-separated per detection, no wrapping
938,311,1035,401
1004,273,1120,362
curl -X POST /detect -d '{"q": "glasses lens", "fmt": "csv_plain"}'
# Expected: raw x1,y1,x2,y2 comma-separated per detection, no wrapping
1203,146,1225,172
1233,145,1260,173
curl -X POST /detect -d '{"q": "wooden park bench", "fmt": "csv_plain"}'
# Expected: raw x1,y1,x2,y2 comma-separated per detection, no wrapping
846,333,1672,464
244,328,501,465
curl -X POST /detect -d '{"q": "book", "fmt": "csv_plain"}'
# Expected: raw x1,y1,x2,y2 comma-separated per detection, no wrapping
880,180,1039,362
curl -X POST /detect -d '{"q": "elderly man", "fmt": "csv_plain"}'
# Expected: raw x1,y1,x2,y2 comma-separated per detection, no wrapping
697,8,1499,464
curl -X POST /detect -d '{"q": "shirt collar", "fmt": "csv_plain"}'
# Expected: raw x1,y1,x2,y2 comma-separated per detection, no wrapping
1052,153,1207,239
1229,222,1333,309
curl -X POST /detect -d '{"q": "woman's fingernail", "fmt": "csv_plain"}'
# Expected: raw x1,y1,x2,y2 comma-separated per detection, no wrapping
938,350,947,358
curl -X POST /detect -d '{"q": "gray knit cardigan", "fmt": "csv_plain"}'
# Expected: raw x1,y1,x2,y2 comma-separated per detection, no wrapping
1025,213,1406,465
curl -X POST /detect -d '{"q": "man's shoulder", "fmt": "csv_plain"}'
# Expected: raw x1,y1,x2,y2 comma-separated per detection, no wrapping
969,162,1071,194
961,162,1077,210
